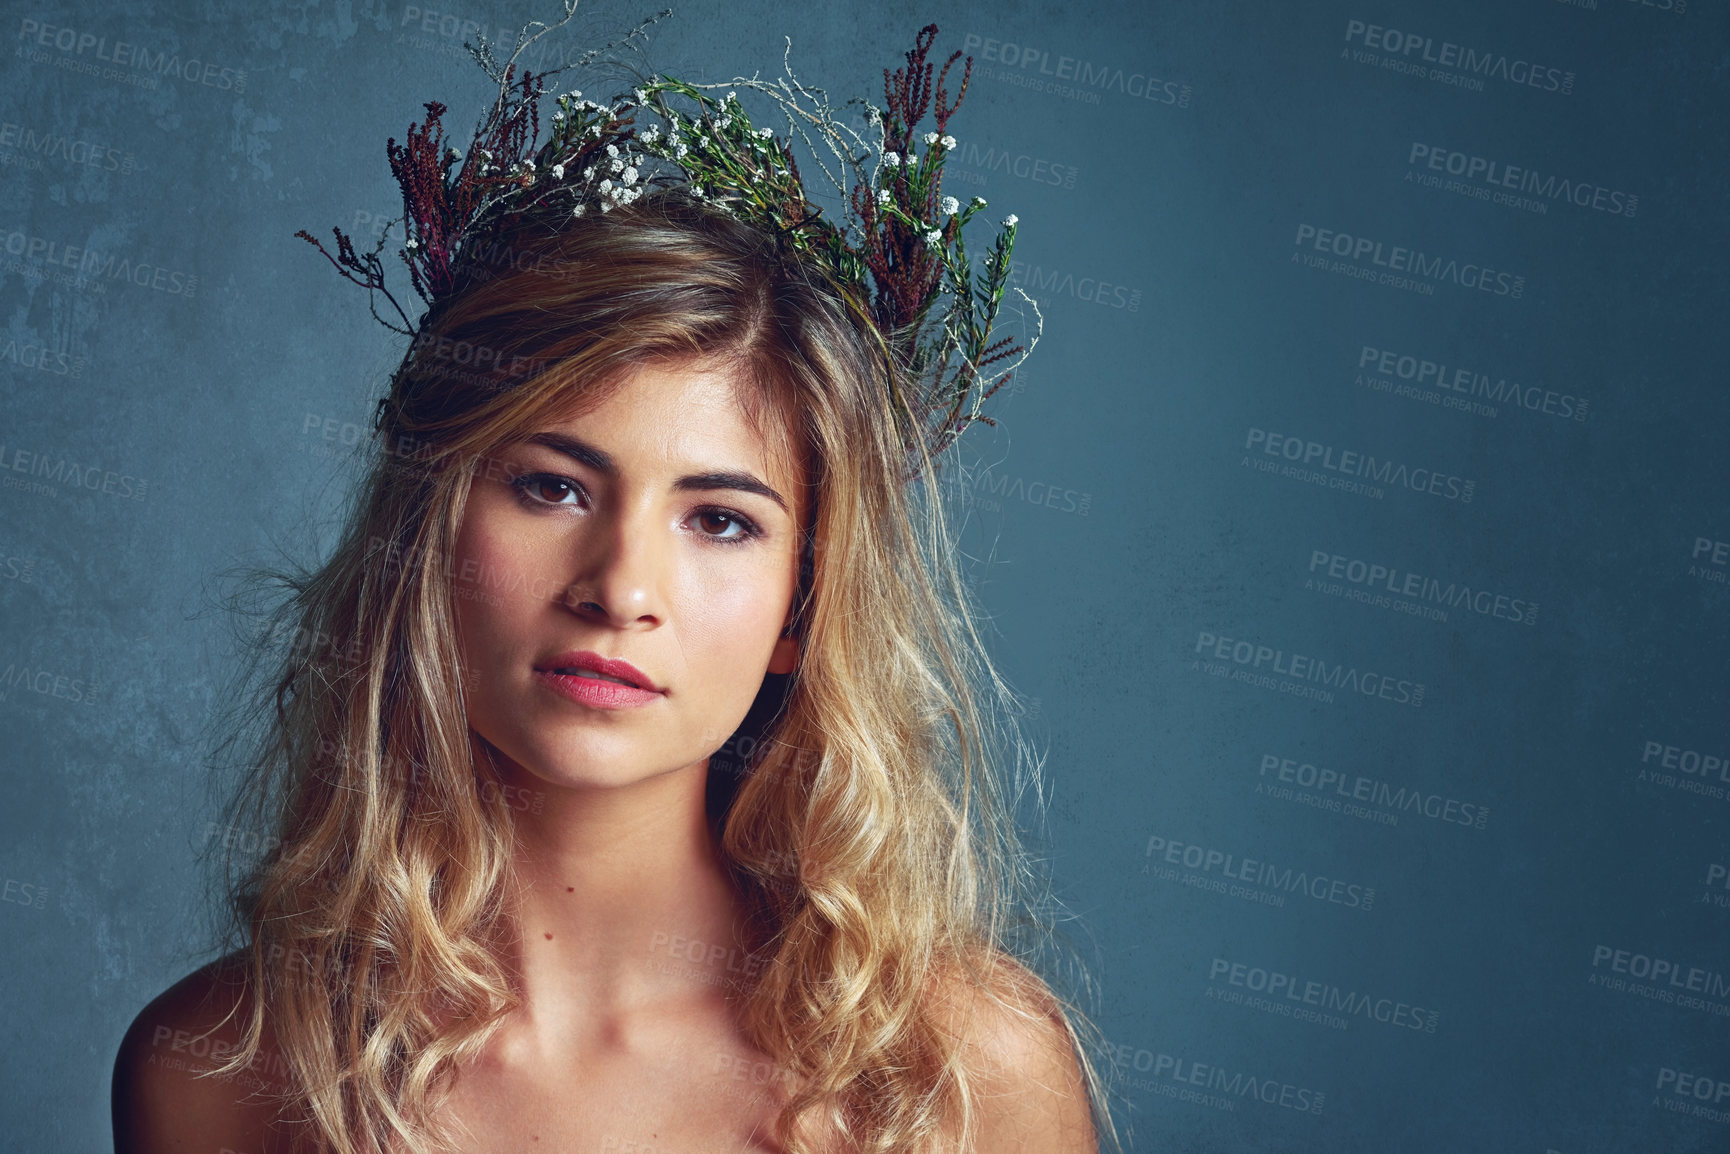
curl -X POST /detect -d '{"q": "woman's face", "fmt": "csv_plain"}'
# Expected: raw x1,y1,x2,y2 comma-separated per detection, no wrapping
450,358,805,793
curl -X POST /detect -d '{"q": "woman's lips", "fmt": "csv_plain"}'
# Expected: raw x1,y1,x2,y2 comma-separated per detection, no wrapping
533,668,664,710
537,650,662,692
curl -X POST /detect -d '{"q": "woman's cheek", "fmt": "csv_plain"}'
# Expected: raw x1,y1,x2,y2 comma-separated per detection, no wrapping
679,565,792,667
454,511,541,671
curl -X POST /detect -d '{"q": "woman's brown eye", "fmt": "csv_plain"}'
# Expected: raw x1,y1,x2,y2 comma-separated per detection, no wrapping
695,510,757,542
535,478,573,502
509,473,580,507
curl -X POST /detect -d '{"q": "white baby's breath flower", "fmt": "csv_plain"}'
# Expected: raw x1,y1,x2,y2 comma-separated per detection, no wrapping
599,178,613,194
940,196,959,216
573,203,586,217
552,111,565,122
922,131,938,146
551,163,566,179
622,166,639,185
634,88,649,104
970,196,987,208
610,157,624,173
876,188,892,205
882,151,901,167
606,143,619,158
924,228,943,247
940,134,956,151
755,126,773,139
673,142,688,159
583,166,595,180
405,238,419,250
1003,213,1018,227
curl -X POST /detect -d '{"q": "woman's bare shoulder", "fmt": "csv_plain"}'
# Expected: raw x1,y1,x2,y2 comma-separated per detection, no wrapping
112,951,291,1154
925,947,1100,1153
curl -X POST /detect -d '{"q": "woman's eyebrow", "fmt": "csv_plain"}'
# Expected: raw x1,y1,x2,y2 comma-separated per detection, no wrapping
525,431,789,513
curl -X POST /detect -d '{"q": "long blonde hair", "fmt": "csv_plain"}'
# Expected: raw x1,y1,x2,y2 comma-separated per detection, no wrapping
212,192,1122,1153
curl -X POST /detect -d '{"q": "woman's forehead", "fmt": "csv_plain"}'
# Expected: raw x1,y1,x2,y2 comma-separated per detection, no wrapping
534,357,808,497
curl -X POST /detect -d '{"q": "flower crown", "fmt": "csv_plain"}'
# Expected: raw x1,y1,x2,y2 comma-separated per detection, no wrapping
296,2,1038,479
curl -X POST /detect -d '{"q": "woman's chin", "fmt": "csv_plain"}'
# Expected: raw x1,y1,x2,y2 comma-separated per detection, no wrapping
503,746,704,797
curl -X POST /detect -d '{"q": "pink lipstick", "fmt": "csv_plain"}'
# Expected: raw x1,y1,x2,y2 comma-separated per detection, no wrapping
533,650,664,710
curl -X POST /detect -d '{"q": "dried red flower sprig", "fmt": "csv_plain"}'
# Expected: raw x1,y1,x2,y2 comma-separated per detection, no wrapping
386,66,543,305
854,25,971,335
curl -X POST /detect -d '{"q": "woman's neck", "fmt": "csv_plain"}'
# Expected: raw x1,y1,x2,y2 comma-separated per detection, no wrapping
494,754,755,1051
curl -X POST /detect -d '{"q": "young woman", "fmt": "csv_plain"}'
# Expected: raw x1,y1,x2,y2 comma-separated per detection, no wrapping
112,24,1120,1154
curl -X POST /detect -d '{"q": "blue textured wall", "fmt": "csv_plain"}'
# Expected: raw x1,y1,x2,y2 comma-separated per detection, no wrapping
2,1,1725,1150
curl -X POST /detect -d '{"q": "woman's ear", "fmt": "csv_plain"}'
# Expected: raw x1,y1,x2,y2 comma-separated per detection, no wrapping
767,632,799,675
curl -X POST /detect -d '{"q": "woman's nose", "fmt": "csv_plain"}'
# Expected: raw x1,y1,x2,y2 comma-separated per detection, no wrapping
558,498,668,628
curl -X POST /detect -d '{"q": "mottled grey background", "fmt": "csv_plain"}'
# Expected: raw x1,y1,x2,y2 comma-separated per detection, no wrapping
2,0,1726,1150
